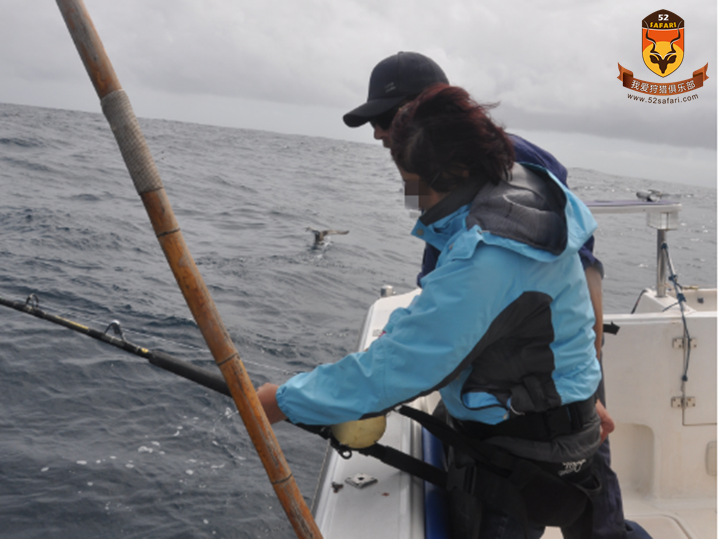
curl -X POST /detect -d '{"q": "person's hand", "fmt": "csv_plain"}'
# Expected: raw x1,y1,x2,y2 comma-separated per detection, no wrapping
256,383,287,424
596,400,615,442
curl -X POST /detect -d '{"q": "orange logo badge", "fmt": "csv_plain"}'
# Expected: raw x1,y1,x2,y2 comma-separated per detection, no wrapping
618,9,708,101
642,10,684,77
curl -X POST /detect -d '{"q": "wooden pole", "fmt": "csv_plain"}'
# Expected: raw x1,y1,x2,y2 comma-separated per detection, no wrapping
55,2,322,537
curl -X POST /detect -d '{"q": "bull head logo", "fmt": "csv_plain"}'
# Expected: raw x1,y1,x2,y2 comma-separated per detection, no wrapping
642,10,684,77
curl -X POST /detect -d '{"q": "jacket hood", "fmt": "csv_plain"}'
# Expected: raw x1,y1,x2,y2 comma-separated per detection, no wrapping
414,163,596,262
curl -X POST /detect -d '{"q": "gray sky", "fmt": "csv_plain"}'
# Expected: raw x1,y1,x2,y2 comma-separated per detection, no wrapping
1,1,716,187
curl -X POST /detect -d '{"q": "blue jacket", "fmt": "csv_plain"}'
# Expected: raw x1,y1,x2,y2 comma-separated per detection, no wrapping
417,134,602,285
277,164,601,439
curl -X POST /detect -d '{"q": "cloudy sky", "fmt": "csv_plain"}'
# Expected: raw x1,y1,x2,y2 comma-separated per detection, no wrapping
1,1,716,187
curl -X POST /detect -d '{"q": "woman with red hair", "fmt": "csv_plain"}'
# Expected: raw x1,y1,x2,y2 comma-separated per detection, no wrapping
386,84,603,537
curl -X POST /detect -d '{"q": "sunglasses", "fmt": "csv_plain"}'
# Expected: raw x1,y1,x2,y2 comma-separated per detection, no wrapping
370,106,401,131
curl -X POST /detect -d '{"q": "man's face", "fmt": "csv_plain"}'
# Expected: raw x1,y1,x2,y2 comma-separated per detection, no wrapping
373,124,392,148
369,104,403,149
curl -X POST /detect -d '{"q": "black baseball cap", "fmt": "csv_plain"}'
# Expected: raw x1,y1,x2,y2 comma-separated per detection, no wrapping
343,52,449,128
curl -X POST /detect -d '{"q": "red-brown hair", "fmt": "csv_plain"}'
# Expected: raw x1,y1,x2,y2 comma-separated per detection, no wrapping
390,84,514,192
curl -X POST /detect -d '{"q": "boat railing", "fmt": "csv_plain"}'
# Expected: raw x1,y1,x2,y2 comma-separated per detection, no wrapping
584,198,682,299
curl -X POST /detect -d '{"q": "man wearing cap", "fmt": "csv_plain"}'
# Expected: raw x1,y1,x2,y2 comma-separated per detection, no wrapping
343,52,652,539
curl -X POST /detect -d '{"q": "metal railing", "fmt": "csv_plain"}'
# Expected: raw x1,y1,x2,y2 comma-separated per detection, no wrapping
585,199,681,298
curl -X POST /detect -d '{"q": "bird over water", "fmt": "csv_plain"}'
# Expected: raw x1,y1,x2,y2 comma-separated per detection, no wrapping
306,227,349,246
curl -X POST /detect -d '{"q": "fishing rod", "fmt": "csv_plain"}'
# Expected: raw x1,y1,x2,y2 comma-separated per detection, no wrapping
55,2,320,536
0,293,446,488
0,293,231,398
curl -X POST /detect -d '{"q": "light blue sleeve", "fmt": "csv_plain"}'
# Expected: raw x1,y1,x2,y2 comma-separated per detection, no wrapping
276,252,513,425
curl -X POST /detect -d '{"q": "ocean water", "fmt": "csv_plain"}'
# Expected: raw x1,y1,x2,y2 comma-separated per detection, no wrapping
0,102,715,538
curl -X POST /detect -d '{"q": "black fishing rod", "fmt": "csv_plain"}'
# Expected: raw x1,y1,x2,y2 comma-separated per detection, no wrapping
0,293,231,398
0,293,448,488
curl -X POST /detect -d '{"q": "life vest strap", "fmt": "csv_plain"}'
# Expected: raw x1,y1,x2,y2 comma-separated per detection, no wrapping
454,396,597,442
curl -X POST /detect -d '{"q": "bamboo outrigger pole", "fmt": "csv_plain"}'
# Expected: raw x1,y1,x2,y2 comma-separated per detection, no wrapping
54,2,322,537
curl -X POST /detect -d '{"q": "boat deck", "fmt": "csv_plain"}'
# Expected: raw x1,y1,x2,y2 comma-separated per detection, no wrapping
542,496,716,539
